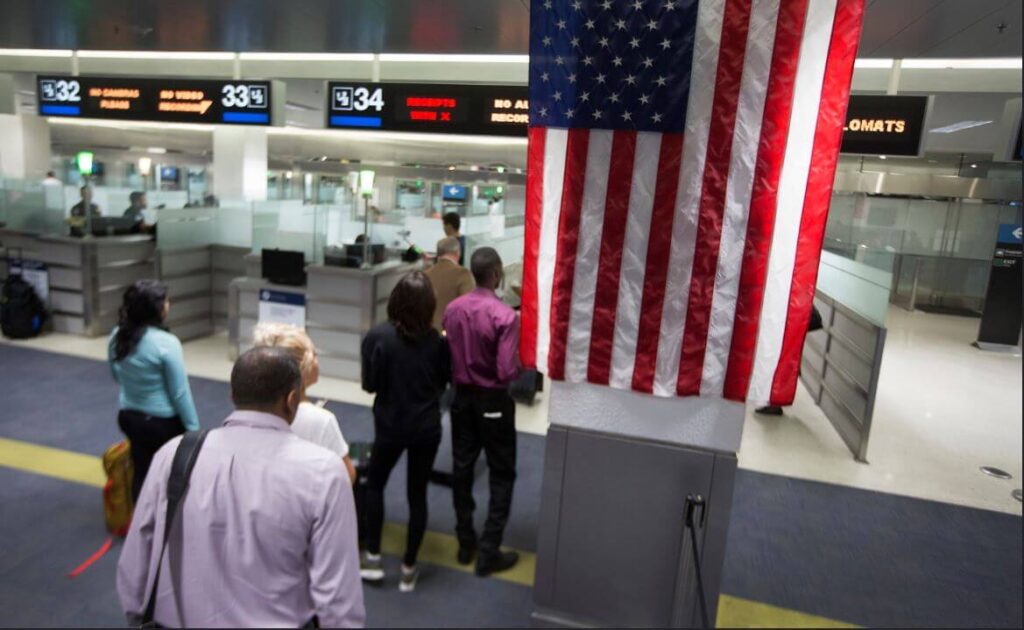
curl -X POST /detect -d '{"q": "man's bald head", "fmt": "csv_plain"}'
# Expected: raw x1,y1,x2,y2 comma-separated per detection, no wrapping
231,346,303,421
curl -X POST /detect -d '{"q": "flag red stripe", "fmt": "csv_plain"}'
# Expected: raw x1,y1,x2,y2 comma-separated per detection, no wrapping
587,130,637,386
769,0,865,404
547,129,591,380
722,0,809,401
631,132,684,393
520,126,546,369
677,0,754,396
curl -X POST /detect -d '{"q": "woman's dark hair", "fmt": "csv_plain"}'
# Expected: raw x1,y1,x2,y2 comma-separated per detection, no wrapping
113,280,169,361
387,271,436,341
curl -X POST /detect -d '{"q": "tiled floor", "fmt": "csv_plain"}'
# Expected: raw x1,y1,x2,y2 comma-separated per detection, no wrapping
737,307,1022,515
3,305,1021,514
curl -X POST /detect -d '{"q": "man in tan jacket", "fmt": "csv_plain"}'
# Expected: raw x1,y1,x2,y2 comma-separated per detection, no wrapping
425,236,474,331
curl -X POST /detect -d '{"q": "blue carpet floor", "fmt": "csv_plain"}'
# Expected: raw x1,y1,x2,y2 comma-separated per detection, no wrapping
0,343,1021,628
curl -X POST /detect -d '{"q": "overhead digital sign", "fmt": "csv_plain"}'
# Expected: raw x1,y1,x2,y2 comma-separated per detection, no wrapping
326,82,528,137
37,76,273,126
840,94,930,157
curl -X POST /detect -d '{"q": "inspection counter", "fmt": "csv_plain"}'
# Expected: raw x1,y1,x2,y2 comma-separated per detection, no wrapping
230,259,422,381
0,228,155,336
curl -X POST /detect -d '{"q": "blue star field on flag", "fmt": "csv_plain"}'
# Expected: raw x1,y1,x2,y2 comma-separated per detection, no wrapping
529,0,700,133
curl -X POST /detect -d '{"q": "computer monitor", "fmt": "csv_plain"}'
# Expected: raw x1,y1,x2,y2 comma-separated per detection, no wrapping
341,243,386,267
89,216,138,236
261,249,306,286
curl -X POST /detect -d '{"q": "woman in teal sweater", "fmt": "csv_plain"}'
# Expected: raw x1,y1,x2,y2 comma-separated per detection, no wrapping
108,280,199,501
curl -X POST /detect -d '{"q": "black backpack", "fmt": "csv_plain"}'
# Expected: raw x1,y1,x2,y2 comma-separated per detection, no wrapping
0,274,47,339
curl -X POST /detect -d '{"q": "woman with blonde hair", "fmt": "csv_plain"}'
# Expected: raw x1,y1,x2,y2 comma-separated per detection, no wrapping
252,322,356,483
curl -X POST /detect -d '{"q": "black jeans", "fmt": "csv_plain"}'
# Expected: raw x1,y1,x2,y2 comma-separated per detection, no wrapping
117,410,186,503
365,439,440,566
451,386,517,557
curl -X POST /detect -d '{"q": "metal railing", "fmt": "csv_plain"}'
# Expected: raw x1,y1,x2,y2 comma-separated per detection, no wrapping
800,291,887,462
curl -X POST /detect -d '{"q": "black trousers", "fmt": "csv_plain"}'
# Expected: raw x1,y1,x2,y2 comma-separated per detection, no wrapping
117,409,186,503
365,439,440,566
451,386,516,557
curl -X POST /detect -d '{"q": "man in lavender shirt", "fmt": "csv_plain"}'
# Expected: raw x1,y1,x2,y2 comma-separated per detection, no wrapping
442,247,522,576
117,347,365,628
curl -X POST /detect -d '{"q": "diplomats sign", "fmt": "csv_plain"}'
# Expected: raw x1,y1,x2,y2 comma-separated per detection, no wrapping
840,94,930,156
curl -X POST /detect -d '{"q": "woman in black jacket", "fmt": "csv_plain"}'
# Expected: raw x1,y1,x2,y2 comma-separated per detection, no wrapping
359,271,450,592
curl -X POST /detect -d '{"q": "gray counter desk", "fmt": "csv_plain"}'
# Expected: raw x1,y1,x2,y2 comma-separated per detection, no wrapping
230,260,421,381
0,229,155,336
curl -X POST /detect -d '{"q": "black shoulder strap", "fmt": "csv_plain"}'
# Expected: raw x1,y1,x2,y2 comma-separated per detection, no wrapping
141,429,209,627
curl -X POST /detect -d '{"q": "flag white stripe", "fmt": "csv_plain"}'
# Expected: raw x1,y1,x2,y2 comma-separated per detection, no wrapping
536,128,568,373
610,131,662,390
749,0,837,403
653,0,727,397
564,129,614,382
700,0,781,396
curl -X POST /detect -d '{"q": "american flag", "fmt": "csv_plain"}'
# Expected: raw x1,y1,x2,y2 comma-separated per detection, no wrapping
520,0,865,405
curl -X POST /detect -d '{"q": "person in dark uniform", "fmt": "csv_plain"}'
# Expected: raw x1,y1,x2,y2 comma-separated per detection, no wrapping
442,212,467,267
123,191,150,233
69,185,101,236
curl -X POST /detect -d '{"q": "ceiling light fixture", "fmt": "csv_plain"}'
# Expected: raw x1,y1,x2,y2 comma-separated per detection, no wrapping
46,117,215,132
240,52,374,62
378,53,529,64
266,125,528,147
0,48,73,57
76,50,236,60
853,58,894,68
928,120,994,134
901,58,1022,69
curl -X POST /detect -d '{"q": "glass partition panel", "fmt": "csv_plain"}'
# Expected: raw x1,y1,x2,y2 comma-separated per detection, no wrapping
251,201,322,263
902,198,951,256
156,207,215,250
211,202,254,248
0,179,66,235
951,201,1021,260
816,250,892,327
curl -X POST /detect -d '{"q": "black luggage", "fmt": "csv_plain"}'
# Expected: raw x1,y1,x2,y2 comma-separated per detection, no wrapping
509,368,543,405
1,272,46,339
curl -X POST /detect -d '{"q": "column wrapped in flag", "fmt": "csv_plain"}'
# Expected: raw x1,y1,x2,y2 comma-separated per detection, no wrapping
520,0,865,406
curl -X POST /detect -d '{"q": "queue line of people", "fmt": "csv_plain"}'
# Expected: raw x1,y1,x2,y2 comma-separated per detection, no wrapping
107,237,520,626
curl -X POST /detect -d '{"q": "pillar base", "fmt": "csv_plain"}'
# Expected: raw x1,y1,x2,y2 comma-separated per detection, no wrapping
532,381,744,628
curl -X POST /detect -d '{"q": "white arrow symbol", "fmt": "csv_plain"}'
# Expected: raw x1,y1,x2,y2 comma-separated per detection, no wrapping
1013,227,1022,240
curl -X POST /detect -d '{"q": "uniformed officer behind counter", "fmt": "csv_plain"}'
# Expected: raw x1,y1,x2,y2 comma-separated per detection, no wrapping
123,191,154,234
68,185,101,237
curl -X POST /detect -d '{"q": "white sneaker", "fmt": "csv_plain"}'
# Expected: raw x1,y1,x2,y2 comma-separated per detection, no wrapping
399,564,419,592
360,551,384,582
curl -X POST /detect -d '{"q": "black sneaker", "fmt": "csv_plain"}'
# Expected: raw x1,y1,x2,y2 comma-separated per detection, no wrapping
457,544,476,566
476,550,519,577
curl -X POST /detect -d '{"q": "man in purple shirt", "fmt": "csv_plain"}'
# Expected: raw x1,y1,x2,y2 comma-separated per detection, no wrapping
442,246,522,576
117,347,366,627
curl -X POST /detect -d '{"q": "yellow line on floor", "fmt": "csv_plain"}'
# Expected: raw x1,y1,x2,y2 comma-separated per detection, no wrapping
0,437,106,488
717,595,858,628
0,435,857,628
380,522,537,587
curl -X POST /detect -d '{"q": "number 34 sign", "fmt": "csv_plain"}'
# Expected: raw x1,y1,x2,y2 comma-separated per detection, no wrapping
332,86,385,112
